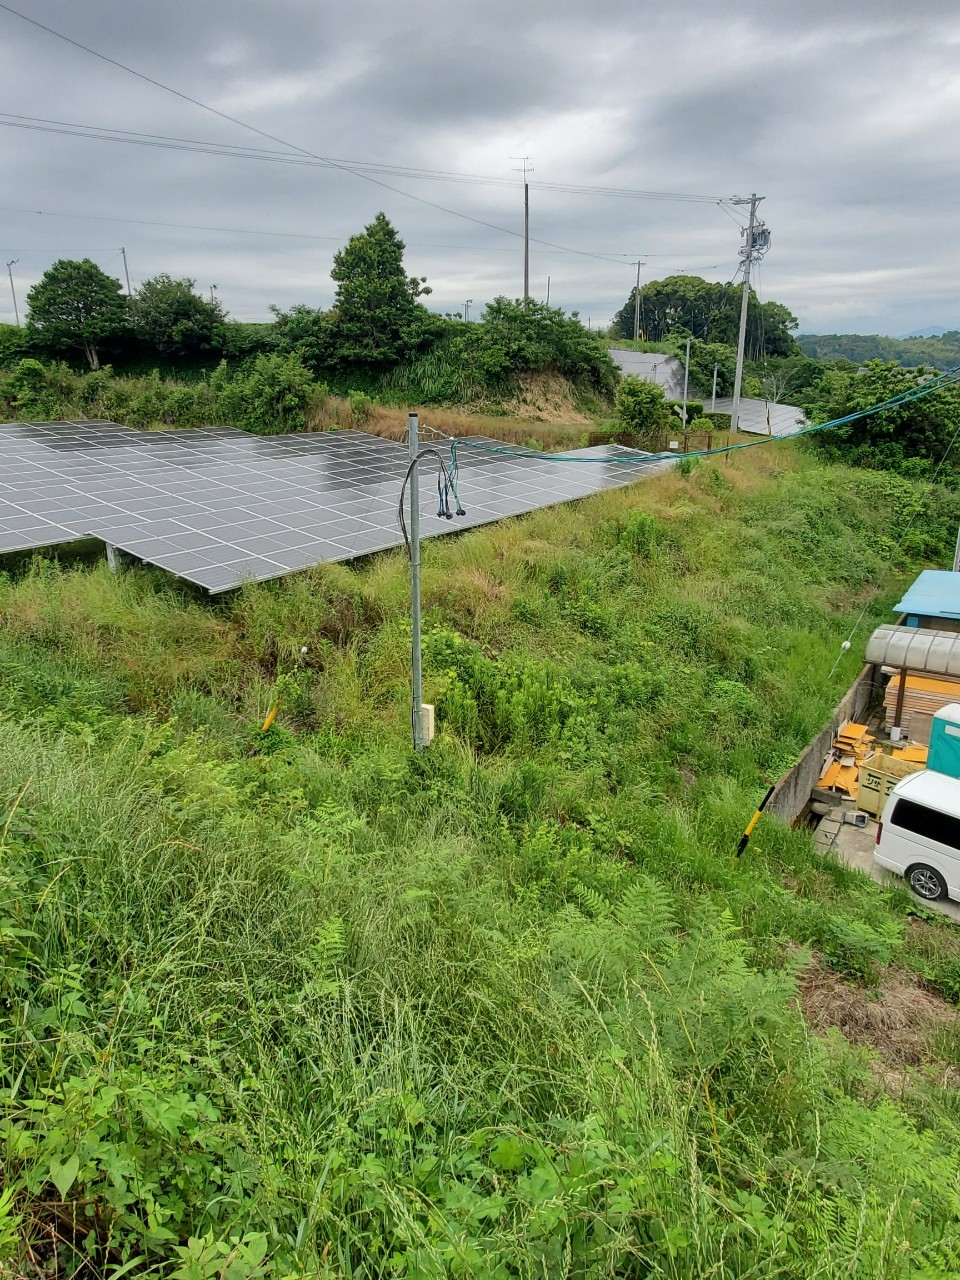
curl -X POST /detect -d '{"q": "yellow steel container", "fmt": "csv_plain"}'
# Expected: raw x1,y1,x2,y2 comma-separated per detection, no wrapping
856,751,924,817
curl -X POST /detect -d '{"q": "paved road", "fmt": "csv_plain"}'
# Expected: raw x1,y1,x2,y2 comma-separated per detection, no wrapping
827,810,960,924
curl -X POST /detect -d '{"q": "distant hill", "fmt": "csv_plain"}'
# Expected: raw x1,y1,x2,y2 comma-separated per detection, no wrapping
798,331,960,371
900,326,954,339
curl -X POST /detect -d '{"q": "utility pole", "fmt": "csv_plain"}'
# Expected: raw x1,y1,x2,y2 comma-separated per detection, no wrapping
633,260,642,342
5,259,19,327
464,298,472,323
682,335,691,425
209,284,218,304
511,155,532,301
408,412,425,751
120,246,131,295
546,276,551,306
711,362,719,413
729,193,765,436
953,524,960,573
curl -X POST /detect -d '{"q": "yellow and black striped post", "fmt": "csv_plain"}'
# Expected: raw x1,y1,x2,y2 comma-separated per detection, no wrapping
736,784,775,857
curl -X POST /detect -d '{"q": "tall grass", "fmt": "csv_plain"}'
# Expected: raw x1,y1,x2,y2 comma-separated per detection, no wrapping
4,445,960,1275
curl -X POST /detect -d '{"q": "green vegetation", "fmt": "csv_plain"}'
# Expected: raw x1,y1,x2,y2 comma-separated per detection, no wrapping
3,216,617,415
25,258,128,371
615,375,668,433
0,353,323,435
277,294,617,406
799,331,960,372
5,444,960,1276
807,360,960,484
609,274,798,359
327,212,434,370
129,275,226,358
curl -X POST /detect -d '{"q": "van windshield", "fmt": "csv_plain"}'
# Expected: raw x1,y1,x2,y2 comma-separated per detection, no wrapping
891,797,960,851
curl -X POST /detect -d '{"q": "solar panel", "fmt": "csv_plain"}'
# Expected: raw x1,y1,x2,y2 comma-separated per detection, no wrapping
0,420,664,592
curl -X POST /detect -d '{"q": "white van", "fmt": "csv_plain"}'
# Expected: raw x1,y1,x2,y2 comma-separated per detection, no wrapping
874,770,960,901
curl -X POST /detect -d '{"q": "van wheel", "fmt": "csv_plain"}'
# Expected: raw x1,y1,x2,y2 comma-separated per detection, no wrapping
906,864,948,901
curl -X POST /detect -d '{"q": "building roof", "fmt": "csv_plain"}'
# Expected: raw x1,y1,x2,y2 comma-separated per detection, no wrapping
866,625,960,674
891,769,960,818
895,570,960,620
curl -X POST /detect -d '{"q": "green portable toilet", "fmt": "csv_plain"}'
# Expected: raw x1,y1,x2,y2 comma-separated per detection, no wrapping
928,703,960,779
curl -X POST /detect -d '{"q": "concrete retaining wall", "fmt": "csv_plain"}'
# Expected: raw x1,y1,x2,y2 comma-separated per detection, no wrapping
765,666,875,824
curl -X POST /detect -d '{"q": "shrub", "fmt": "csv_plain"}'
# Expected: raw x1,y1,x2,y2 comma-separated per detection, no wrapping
233,353,316,434
347,389,373,422
615,375,668,433
665,398,704,423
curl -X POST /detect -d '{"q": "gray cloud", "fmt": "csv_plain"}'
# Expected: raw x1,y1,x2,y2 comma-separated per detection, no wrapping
0,0,958,335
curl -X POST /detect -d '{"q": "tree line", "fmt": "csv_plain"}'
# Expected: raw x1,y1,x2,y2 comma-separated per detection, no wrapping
609,274,799,359
798,331,960,372
0,214,617,401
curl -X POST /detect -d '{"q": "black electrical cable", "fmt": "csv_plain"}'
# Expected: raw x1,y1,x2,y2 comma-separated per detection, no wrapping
397,447,466,556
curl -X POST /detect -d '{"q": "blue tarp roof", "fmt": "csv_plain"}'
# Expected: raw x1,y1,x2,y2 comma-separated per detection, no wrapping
895,570,960,619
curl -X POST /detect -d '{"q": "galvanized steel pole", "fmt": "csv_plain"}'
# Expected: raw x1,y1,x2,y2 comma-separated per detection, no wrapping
6,259,19,327
120,246,132,295
633,260,641,342
408,412,424,751
682,335,691,425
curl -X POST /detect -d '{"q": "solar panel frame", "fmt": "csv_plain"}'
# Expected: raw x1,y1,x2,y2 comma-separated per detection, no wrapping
0,419,665,592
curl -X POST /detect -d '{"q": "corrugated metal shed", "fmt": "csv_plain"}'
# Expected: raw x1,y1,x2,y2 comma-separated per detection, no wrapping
894,570,960,620
866,625,960,675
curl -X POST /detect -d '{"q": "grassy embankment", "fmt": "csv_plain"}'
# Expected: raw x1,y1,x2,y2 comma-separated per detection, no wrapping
5,442,960,1276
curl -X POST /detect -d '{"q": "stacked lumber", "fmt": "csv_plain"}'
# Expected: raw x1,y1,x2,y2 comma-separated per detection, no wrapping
883,673,960,743
817,721,874,799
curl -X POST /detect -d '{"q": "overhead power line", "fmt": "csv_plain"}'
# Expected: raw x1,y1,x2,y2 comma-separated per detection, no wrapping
0,4,703,268
0,117,628,268
0,205,726,277
0,4,739,268
0,112,729,204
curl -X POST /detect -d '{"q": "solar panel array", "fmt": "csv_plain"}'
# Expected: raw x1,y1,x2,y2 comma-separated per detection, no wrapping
0,420,662,592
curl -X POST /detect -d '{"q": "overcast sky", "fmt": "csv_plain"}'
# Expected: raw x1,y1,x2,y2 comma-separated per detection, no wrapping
0,0,957,337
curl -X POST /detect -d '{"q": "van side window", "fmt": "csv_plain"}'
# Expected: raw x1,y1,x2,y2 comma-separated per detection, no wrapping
891,798,960,851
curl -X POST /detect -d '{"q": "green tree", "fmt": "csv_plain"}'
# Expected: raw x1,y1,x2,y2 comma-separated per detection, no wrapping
329,213,434,370
809,359,960,479
272,304,341,373
0,323,28,371
130,275,225,356
610,275,797,359
25,258,127,370
798,330,960,373
478,298,618,393
683,339,736,397
615,375,668,433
